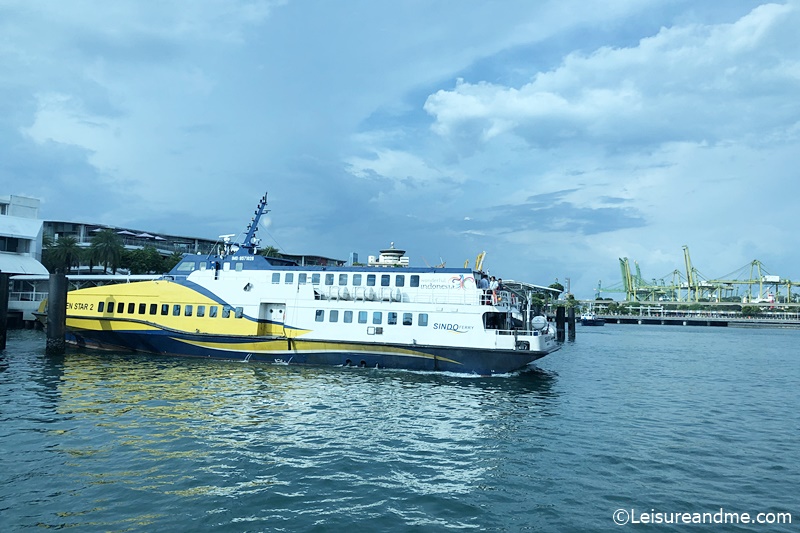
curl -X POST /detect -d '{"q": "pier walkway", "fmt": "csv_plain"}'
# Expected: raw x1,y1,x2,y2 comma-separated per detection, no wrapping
595,312,800,329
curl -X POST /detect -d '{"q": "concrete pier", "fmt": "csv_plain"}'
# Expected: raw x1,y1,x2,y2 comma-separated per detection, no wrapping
596,314,800,329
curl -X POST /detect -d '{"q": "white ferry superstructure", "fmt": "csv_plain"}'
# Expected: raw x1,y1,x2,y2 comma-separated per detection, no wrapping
62,194,561,375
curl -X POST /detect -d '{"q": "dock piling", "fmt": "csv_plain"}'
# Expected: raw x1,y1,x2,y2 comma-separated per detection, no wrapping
0,271,8,350
555,307,566,342
46,271,68,355
567,307,576,340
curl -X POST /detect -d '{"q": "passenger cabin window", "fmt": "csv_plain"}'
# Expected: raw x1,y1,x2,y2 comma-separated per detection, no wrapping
117,302,124,313
329,310,339,322
338,273,347,286
410,275,420,287
197,305,205,317
235,262,244,272
161,304,169,316
352,274,362,286
149,304,157,315
298,273,307,284
234,307,243,318
403,313,413,326
173,305,181,316
185,305,193,316
367,274,376,286
388,312,397,325
209,306,218,318
272,273,280,284
344,310,353,323
138,303,146,314
316,310,324,322
97,302,105,313
285,273,294,284
373,312,382,325
381,274,390,287
222,307,231,318
127,303,135,314
358,311,367,324
176,262,195,273
325,273,334,286
396,275,404,287
312,273,321,285
419,313,429,326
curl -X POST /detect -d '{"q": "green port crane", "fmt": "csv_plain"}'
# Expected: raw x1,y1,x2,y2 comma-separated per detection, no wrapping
600,246,797,304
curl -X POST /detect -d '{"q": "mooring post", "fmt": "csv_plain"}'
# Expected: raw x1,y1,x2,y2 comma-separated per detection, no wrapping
567,306,576,340
0,271,9,351
46,271,68,355
555,306,566,342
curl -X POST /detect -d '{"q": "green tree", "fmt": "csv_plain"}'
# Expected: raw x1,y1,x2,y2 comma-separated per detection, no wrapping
549,282,565,293
123,246,165,274
90,229,124,274
740,305,761,317
47,236,82,273
258,246,282,258
41,234,56,272
528,293,546,314
163,251,184,272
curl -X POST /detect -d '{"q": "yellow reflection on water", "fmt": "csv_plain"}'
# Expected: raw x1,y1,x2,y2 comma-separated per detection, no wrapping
51,351,557,504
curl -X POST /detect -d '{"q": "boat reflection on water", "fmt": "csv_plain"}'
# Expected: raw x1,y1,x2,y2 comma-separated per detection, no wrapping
50,349,559,502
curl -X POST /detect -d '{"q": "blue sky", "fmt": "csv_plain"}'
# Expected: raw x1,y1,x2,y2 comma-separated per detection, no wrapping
2,0,798,298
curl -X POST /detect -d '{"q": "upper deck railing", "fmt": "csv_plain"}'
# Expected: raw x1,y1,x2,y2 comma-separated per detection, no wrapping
317,285,521,309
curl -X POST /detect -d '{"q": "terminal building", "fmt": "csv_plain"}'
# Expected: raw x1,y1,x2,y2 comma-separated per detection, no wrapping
0,195,48,276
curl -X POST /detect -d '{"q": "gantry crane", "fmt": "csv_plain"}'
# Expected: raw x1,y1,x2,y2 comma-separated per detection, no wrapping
599,246,796,303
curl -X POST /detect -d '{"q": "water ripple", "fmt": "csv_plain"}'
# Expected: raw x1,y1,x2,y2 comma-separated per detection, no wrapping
1,327,798,531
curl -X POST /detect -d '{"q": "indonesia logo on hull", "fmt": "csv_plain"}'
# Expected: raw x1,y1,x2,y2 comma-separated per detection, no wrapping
450,274,475,289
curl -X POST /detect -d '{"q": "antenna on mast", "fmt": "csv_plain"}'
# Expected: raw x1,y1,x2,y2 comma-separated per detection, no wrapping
240,192,269,255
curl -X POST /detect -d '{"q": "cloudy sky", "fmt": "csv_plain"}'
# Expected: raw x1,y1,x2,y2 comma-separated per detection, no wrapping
2,0,798,298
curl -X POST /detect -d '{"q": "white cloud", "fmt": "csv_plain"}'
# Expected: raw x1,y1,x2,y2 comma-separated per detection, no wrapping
424,2,799,150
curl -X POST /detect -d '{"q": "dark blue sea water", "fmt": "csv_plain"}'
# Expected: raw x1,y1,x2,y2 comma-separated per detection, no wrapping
1,326,797,532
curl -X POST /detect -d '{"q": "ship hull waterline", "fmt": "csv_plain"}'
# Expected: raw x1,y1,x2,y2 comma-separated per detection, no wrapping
65,328,553,376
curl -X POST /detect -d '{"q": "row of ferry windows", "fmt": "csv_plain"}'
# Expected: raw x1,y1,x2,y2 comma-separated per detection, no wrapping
273,272,421,288
315,310,429,326
97,301,244,318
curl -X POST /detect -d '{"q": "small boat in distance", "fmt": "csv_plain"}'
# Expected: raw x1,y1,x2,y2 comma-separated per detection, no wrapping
580,312,606,326
59,193,561,375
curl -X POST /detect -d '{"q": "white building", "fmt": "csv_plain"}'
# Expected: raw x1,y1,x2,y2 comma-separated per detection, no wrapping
0,195,47,275
1,195,48,325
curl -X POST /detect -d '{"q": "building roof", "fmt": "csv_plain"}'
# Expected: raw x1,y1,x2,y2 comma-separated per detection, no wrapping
0,216,42,240
0,253,48,275
501,279,562,296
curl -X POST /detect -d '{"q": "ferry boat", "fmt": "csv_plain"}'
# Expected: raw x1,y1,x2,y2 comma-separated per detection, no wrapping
61,194,561,375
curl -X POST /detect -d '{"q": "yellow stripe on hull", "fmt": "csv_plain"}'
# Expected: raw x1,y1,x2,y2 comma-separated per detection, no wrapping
175,337,459,364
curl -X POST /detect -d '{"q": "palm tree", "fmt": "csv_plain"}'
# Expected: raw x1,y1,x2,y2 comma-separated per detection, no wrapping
48,236,82,273
259,245,282,258
90,229,124,274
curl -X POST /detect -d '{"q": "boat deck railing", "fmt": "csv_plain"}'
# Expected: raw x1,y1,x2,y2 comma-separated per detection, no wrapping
318,286,521,308
9,291,47,303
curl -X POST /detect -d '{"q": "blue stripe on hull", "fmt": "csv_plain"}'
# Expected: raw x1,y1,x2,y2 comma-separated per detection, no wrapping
66,330,550,375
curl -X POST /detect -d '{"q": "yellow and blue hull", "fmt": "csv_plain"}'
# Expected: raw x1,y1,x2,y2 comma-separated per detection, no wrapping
65,321,548,375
